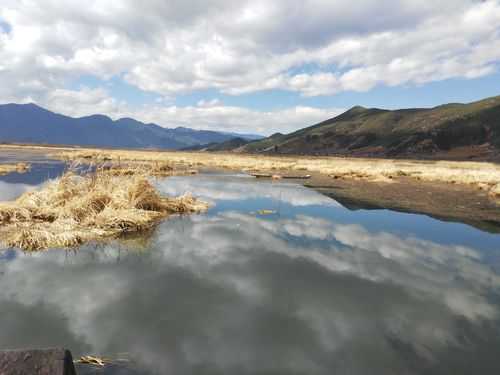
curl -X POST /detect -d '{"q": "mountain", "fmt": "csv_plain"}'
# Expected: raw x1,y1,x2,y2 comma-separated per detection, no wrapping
0,103,259,149
220,132,263,141
239,95,500,161
182,137,252,152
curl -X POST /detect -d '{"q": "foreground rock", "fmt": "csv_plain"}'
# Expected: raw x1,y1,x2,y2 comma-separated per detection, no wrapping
0,348,76,375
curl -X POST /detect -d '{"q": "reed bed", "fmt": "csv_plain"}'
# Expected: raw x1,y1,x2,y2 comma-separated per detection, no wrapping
0,167,208,251
0,162,30,175
100,161,197,177
53,148,500,200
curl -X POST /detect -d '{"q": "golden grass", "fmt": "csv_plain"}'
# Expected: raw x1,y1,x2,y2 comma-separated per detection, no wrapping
489,184,500,202
0,167,208,251
100,161,197,177
50,147,500,200
0,162,30,175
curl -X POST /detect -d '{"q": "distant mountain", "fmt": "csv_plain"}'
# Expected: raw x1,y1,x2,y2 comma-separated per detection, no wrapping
239,95,500,161
182,137,252,152
220,132,263,141
0,103,260,149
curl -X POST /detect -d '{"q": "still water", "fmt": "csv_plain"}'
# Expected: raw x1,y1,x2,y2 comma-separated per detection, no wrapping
1,157,500,375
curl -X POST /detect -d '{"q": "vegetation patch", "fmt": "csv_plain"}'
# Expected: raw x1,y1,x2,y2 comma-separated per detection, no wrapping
52,148,500,200
101,162,197,177
0,162,30,175
0,167,208,251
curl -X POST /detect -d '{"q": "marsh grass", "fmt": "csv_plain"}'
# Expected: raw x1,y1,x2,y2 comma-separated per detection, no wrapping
100,161,197,177
0,162,30,175
0,166,208,251
52,148,500,200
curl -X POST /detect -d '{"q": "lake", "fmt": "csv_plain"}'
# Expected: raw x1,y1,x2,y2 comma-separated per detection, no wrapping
1,153,500,375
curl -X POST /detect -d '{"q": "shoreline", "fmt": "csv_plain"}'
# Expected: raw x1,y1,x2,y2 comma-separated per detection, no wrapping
1,144,499,232
304,172,500,233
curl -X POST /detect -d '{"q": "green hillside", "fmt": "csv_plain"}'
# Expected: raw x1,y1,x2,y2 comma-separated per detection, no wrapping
241,95,500,160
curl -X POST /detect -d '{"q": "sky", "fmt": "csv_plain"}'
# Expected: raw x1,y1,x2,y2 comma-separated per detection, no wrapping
1,0,500,136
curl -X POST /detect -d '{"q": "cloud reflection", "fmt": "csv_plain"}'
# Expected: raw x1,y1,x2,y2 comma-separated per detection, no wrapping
0,209,499,374
157,175,341,207
0,180,34,200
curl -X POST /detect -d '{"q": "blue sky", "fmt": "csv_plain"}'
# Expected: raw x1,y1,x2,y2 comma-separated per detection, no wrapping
1,1,500,135
73,71,500,112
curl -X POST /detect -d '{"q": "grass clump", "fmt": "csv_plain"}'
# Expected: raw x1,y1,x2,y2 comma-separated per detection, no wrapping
0,168,208,251
0,163,30,175
101,161,197,177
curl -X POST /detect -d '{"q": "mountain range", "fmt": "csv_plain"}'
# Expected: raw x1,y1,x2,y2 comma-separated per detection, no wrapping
235,95,500,161
2,95,500,161
0,103,261,149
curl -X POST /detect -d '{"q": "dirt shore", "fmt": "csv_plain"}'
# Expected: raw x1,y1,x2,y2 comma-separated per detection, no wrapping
303,172,500,233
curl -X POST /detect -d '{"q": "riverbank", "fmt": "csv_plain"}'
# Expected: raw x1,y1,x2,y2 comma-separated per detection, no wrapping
305,172,500,233
44,145,500,197
1,144,499,232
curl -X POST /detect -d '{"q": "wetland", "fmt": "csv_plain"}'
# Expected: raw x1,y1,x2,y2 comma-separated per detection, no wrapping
0,147,500,374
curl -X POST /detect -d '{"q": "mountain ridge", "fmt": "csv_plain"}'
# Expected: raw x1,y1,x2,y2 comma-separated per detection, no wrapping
238,95,500,161
0,103,261,150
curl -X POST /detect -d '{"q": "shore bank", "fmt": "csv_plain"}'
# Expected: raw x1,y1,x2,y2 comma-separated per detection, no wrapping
41,145,500,198
1,144,499,233
305,173,500,233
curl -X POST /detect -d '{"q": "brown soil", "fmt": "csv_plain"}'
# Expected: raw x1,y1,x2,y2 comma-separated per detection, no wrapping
304,173,500,233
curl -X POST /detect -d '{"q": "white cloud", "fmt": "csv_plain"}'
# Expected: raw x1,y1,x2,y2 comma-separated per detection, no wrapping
0,206,499,371
0,181,35,201
45,87,125,117
157,175,342,206
127,103,344,135
38,87,344,135
0,1,499,133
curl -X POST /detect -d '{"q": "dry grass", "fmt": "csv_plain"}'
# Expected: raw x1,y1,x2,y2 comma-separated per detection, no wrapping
489,184,500,201
100,161,197,177
50,147,500,200
0,162,30,175
58,152,198,177
0,167,208,251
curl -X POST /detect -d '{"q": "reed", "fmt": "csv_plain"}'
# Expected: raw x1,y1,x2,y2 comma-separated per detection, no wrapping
52,148,500,201
0,163,30,175
0,167,208,251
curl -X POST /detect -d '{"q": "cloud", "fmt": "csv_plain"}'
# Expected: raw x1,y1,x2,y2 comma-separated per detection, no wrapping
157,174,342,206
0,181,35,200
1,210,499,373
0,174,499,372
38,86,344,135
0,1,499,133
44,87,125,117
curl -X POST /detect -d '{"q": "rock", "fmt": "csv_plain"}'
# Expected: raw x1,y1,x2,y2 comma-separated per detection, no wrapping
0,348,76,375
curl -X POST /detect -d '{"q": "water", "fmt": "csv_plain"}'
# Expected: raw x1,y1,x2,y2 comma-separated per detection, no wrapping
1,158,500,374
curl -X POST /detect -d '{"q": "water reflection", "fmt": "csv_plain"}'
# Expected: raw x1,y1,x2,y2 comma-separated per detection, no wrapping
0,150,65,185
0,180,35,200
0,168,499,374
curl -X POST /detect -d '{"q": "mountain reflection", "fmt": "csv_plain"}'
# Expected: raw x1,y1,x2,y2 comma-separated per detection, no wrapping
0,173,499,374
